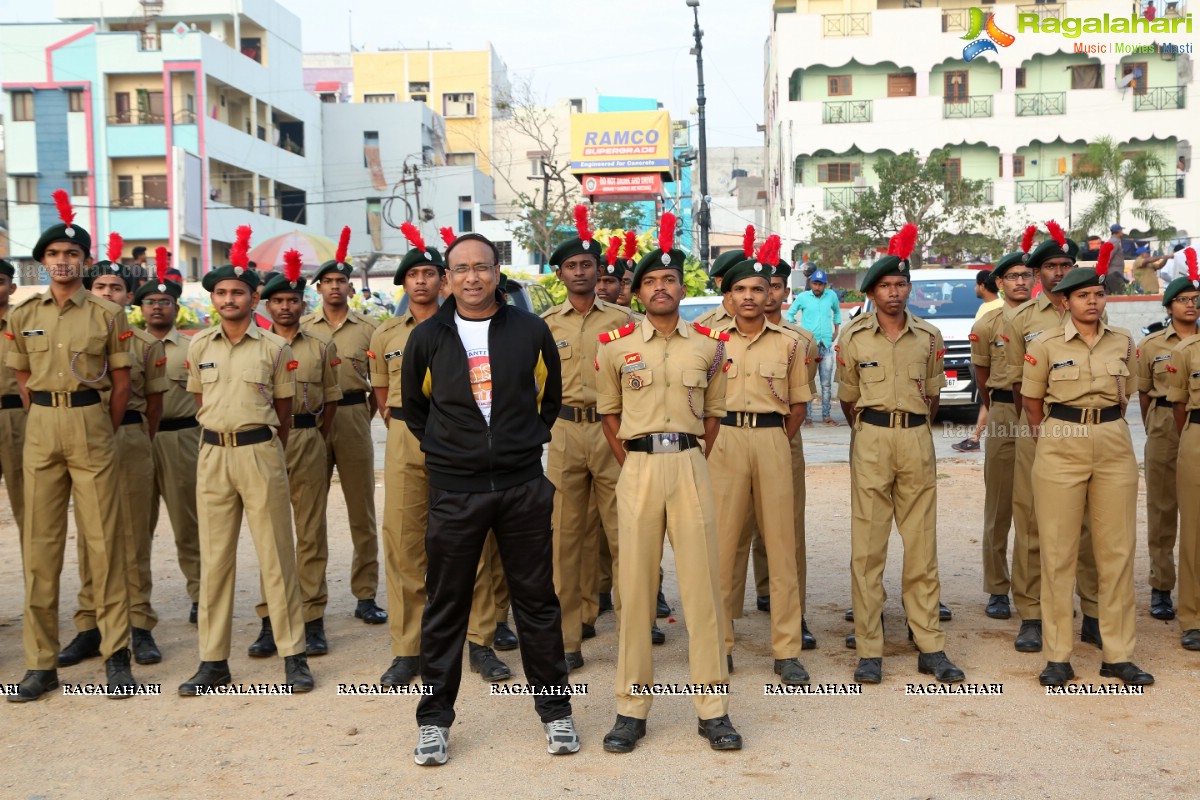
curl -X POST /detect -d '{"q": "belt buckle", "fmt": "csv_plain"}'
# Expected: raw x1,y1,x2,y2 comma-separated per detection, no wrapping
1083,408,1098,425
56,391,72,408
745,412,756,428
574,407,584,423
890,411,906,428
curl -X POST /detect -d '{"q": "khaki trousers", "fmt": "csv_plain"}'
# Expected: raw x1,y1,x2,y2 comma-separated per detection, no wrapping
746,430,807,609
982,400,1017,595
327,402,379,600
1176,423,1200,631
0,406,26,542
1145,403,1180,591
580,495,604,627
150,425,201,603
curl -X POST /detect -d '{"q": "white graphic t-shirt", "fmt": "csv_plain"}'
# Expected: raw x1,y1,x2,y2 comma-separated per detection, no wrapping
455,312,493,423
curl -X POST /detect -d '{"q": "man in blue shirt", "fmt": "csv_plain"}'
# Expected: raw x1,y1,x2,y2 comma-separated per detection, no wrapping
786,269,841,424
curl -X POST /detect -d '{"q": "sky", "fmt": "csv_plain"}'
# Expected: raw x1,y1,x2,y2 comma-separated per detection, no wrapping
0,0,771,148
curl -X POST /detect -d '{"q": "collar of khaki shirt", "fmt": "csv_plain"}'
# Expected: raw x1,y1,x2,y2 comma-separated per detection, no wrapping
163,326,188,347
36,286,91,309
311,305,362,327
1061,316,1113,343
723,317,785,345
639,315,691,341
212,322,265,343
860,309,924,337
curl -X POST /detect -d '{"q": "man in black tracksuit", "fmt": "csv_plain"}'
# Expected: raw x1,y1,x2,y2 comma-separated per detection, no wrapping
402,232,578,765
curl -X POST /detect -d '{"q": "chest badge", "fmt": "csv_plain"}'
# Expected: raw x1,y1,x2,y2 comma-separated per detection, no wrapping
628,375,644,390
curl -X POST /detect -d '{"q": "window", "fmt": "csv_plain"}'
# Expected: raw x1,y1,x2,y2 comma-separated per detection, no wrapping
943,158,962,182
528,151,548,177
827,76,852,97
364,93,396,103
366,198,382,250
1120,62,1148,95
1070,64,1101,90
887,73,916,97
410,94,427,104
116,175,134,206
12,92,33,121
319,92,338,103
363,130,380,168
15,177,37,204
143,175,168,208
408,81,430,94
446,152,476,167
443,92,476,117
944,71,969,102
1015,68,1026,89
1012,155,1025,177
495,241,513,266
70,175,88,196
1072,153,1102,176
67,89,84,112
113,92,131,123
458,195,473,233
569,98,584,114
817,162,860,183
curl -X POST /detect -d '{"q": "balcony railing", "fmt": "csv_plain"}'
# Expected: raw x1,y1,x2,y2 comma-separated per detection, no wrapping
173,109,198,124
943,96,993,119
1135,174,1186,199
1134,86,1186,111
1015,178,1066,204
112,193,169,209
941,9,969,32
944,181,994,206
823,100,872,124
108,111,166,125
822,13,871,37
1016,92,1066,116
1016,4,1063,20
824,186,868,210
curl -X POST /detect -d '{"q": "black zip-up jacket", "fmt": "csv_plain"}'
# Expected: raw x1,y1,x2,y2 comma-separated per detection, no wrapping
401,292,561,492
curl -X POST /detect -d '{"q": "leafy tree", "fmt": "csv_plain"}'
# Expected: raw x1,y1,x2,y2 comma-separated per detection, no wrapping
1071,136,1173,241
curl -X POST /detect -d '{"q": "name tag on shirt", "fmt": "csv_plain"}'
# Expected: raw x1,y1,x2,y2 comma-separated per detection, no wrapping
1051,360,1076,369
556,340,569,349
858,361,880,368
1192,371,1200,378
1024,331,1043,342
198,362,217,370
1153,354,1171,362
21,329,46,337
384,350,403,361
621,362,647,373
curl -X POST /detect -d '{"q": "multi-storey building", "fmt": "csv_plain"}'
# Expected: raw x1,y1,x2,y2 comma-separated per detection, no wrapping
765,0,1196,257
2,0,325,279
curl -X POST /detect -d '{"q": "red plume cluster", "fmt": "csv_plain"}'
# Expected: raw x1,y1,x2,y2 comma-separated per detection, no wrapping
1095,241,1114,278
335,226,351,264
1020,224,1038,254
658,213,677,253
1046,219,1067,249
155,246,169,284
400,222,426,252
284,248,303,283
106,232,123,264
742,225,756,258
606,236,621,267
573,205,593,244
622,230,638,261
1185,247,1198,284
439,227,456,248
756,234,782,267
888,223,918,261
53,189,75,226
230,225,252,269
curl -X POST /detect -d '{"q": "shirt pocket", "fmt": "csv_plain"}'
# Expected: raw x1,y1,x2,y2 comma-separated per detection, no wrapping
70,333,110,380
1048,365,1083,402
241,367,274,410
384,351,404,374
858,364,887,401
1105,360,1130,378
759,361,789,399
623,368,653,391
199,368,220,385
557,344,573,361
907,363,929,382
682,368,709,389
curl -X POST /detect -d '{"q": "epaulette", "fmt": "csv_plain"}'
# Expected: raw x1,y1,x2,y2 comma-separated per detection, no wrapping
693,322,730,341
598,321,636,344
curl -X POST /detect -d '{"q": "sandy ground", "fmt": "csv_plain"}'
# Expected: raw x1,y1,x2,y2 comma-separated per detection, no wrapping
1,443,1198,799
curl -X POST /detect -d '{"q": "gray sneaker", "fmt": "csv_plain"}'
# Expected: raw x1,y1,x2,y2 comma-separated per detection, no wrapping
414,725,449,766
544,716,581,755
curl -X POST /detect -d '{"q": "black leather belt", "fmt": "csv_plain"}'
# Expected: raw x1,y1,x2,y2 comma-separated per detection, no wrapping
1155,396,1173,408
558,405,599,423
120,410,144,426
201,426,273,447
338,390,368,407
388,406,405,422
626,433,700,454
1190,409,1200,424
859,408,928,428
292,413,318,429
159,416,198,432
990,389,1014,404
721,411,785,428
0,394,22,410
30,389,101,408
1047,405,1122,424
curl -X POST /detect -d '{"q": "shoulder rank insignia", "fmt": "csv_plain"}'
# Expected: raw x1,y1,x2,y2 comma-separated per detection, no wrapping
119,330,134,341
1024,353,1037,366
693,322,730,342
599,321,636,344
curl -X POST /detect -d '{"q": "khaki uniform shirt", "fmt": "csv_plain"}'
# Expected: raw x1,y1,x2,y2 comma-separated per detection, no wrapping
1136,325,1187,399
1167,333,1200,410
596,317,728,440
5,287,132,390
1001,293,1107,382
368,312,419,408
125,326,169,414
276,327,341,415
781,319,820,393
694,302,732,329
186,324,295,432
970,306,1013,390
714,319,812,414
0,305,20,396
159,327,198,419
836,310,946,414
542,298,633,409
301,307,378,395
1021,319,1134,408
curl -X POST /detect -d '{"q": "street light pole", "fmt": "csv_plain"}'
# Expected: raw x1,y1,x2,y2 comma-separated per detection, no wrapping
686,0,710,271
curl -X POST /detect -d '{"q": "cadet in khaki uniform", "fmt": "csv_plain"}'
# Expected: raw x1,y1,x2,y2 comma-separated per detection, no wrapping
178,230,314,695
710,238,811,684
1137,255,1198,623
247,250,342,658
971,232,1038,622
543,208,636,669
597,213,742,754
301,227,386,624
1165,249,1200,650
0,259,26,541
139,273,201,623
64,241,169,669
6,194,137,701
1022,244,1152,688
836,224,964,686
1002,224,1102,654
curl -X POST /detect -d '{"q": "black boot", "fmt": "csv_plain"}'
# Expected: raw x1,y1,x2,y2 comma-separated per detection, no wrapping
467,643,512,682
285,654,315,693
6,670,59,703
131,627,162,665
656,590,672,618
248,617,276,658
305,618,328,656
178,661,232,696
381,656,419,687
57,628,102,667
1080,615,1102,649
105,648,137,699
493,620,518,651
354,598,388,624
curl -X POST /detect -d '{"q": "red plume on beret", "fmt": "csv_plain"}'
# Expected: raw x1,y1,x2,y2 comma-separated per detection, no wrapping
439,227,456,248
1185,247,1198,286
400,222,425,252
742,225,756,259
155,246,169,286
106,233,123,264
606,236,621,267
658,213,677,253
622,230,638,261
230,225,252,270
1046,219,1067,251
573,204,593,247
888,223,918,262
53,189,76,227
335,226,351,264
1095,241,1114,278
284,248,302,284
756,234,782,267
1020,224,1037,255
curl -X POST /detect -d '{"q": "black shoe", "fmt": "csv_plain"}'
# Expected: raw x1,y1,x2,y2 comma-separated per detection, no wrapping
756,595,771,613
1099,661,1154,686
1182,629,1200,651
598,592,613,615
1080,615,1102,649
105,648,137,699
802,617,816,650
189,603,198,625
651,623,665,645
1015,619,1043,652
468,643,512,682
57,628,102,667
917,651,965,683
354,598,388,625
656,591,671,618
493,621,518,651
774,658,810,686
939,603,953,622
726,654,734,674
381,656,419,687
1039,661,1074,687
285,654,315,692
305,618,328,656
845,632,856,649
178,661,232,696
854,657,882,684
6,670,60,703
581,623,596,640
1150,589,1176,621
602,714,647,754
844,607,854,622
565,651,584,671
247,617,276,658
131,627,162,665
697,715,743,751
986,595,1011,620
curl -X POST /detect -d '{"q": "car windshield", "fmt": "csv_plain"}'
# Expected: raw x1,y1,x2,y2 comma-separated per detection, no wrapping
905,279,980,318
678,300,721,321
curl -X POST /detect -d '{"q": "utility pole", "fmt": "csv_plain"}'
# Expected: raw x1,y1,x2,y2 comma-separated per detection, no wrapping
686,0,710,271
